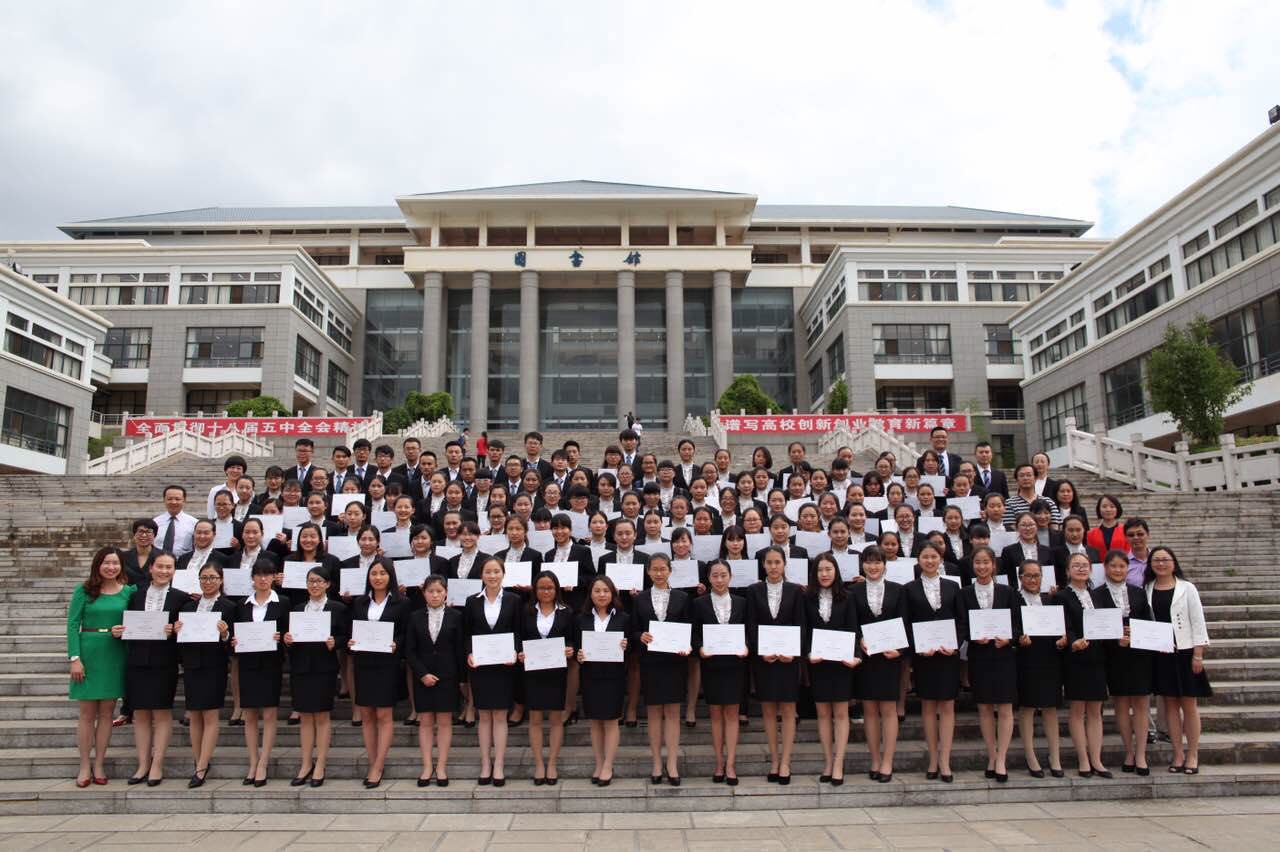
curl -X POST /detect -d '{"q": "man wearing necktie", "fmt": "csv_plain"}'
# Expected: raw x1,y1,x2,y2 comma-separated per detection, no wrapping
973,441,1008,497
153,485,197,558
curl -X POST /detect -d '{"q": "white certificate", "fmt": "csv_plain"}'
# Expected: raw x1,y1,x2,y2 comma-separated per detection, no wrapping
171,569,200,595
862,496,888,514
784,498,809,522
122,610,168,641
340,567,365,596
502,561,533,588
968,608,1013,641
950,496,981,521
543,561,579,589
326,536,360,561
284,562,317,590
691,534,721,562
1084,607,1124,640
527,530,554,552
176,611,220,644
988,529,1019,553
920,475,947,495
864,518,880,536
330,493,364,517
282,506,311,529
222,568,251,597
478,534,509,554
701,623,746,656
251,514,285,541
522,636,567,671
647,621,692,654
811,628,856,663
636,540,671,558
395,557,434,589
917,516,945,535
1021,605,1066,637
745,533,771,556
446,578,483,607
757,624,801,657
1090,563,1107,588
1128,618,1175,653
213,522,234,549
471,632,516,665
290,610,331,643
794,530,831,554
862,618,910,655
568,511,591,539
996,574,1010,586
785,558,809,585
234,620,277,654
885,559,916,585
581,630,625,663
606,563,644,592
371,510,397,531
381,531,411,559
833,552,860,582
669,560,701,588
913,618,959,652
435,545,462,560
351,619,394,653
727,559,758,588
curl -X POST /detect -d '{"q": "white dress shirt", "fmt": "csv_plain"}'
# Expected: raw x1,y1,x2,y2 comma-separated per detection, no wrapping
153,511,198,557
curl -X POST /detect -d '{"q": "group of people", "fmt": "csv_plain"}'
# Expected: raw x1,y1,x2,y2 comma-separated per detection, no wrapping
65,426,1212,789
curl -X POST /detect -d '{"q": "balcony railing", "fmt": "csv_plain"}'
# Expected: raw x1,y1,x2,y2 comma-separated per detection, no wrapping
872,354,952,364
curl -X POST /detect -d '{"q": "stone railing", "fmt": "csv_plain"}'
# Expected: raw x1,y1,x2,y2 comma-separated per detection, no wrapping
1064,416,1280,492
817,422,920,460
84,427,275,476
397,416,459,440
345,410,384,444
682,413,709,437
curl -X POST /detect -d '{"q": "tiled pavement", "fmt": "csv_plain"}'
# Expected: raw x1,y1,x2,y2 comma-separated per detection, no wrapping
0,795,1277,850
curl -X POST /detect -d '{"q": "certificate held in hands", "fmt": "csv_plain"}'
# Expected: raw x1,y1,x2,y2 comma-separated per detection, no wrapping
234,621,277,654
606,564,644,592
1021,605,1066,637
122,610,168,641
522,637,567,671
757,624,801,657
1128,618,1175,653
968,609,1013,641
289,611,331,643
1084,608,1124,640
701,623,746,656
912,618,959,652
862,618,909,655
471,633,516,666
810,628,856,663
646,621,692,654
350,619,394,653
176,611,220,644
581,631,625,663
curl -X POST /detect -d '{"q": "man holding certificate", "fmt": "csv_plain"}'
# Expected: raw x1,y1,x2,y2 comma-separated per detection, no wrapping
746,546,806,785
904,543,965,784
631,554,692,785
691,559,748,785
804,554,859,786
960,547,1021,784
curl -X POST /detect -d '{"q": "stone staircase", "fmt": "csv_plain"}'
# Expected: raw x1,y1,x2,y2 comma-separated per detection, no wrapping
1,459,1279,815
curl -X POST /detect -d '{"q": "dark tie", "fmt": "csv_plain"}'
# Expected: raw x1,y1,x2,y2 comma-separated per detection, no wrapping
335,473,343,491
982,469,991,488
162,517,175,552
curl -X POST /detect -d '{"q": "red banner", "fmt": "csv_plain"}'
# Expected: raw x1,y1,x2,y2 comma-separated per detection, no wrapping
718,413,968,434
123,416,373,439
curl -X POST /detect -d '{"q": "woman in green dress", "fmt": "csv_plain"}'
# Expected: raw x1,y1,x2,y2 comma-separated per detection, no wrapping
67,546,134,787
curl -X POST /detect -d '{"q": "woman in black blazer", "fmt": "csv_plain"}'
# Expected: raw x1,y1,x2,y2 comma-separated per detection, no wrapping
961,546,1021,783
120,551,185,785
283,565,348,788
210,489,244,557
576,576,629,785
494,513,542,593
692,559,748,784
175,520,228,574
631,554,692,784
1093,549,1153,775
747,545,806,784
904,542,965,782
464,556,522,786
519,571,577,784
851,546,906,783
406,574,465,786
347,559,410,788
1014,559,1066,778
545,514,595,720
1055,552,1111,778
805,553,860,786
1000,513,1054,588
230,559,287,786
174,562,235,788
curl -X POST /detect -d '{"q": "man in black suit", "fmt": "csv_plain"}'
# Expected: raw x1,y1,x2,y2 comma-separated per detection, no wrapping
442,439,465,483
327,445,357,495
390,437,423,488
562,440,595,490
283,438,323,495
483,438,507,481
372,444,397,483
350,439,377,491
497,455,525,498
971,441,1008,498
523,431,554,482
618,429,643,481
673,438,698,492
917,426,963,484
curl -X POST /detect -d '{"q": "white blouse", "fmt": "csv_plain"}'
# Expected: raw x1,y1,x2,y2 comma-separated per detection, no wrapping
1071,585,1094,610
483,592,503,628
711,591,733,625
427,605,446,641
251,590,278,622
145,584,170,612
592,609,614,632
817,587,833,623
921,575,942,611
367,594,389,621
536,605,559,638
866,579,885,617
651,587,671,622
1021,589,1042,606
766,580,784,619
975,580,995,610
196,593,220,613
1106,581,1130,617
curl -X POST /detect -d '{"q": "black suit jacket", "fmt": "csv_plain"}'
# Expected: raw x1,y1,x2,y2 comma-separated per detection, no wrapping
745,581,807,649
348,594,411,668
1090,583,1153,625
518,605,577,653
544,543,597,590
446,550,493,581
959,582,1022,639
123,548,162,588
124,586,186,668
462,591,524,653
629,588,692,661
574,609,629,674
286,598,349,674
903,576,967,650
973,467,1009,499
802,591,857,655
690,593,748,653
175,550,229,573
231,595,287,669
999,542,1056,588
176,595,236,670
1051,545,1102,589
406,606,466,683
849,580,907,660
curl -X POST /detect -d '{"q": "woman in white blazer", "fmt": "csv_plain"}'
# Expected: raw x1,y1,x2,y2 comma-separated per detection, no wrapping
1143,546,1211,775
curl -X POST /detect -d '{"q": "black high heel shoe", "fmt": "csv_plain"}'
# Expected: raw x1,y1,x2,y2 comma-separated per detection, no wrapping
290,770,313,787
128,774,147,786
189,767,209,789
563,711,579,727
624,719,639,728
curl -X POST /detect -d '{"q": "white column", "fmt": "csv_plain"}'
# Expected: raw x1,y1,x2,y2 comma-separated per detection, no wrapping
420,271,444,391
519,270,540,431
712,269,733,400
468,271,491,432
665,271,686,427
617,270,637,427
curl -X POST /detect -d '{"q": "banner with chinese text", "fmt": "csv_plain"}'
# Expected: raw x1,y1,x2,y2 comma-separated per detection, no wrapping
124,416,372,439
718,413,968,434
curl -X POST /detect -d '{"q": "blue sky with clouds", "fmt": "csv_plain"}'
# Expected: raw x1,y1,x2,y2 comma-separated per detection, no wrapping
1,0,1276,239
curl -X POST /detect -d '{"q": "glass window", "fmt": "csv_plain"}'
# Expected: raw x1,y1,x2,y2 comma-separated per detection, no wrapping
634,290,668,429
732,288,796,410
92,387,146,416
858,268,956,302
1102,357,1149,428
808,362,824,403
326,362,349,406
293,283,325,327
875,384,952,412
1038,384,1088,451
2,388,71,458
872,324,951,363
364,288,423,415
487,290,523,431
185,388,256,413
4,314,83,381
295,338,321,387
826,335,845,382
1094,277,1173,338
539,290,618,429
984,325,1020,363
184,327,265,368
101,327,151,368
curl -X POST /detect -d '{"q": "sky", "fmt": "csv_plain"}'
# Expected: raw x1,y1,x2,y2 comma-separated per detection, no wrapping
1,0,1277,240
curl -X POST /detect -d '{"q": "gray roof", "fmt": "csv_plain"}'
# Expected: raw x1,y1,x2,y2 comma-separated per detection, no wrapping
754,203,1091,230
64,205,405,229
405,179,751,198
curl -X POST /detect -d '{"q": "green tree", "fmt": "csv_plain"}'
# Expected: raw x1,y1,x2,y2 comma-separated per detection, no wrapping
717,375,782,415
1144,316,1251,445
825,377,849,414
383,391,456,432
224,395,289,417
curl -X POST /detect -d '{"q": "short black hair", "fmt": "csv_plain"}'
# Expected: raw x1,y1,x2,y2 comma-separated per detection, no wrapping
332,445,351,457
524,431,544,443
489,438,505,450
931,426,948,436
224,455,248,471
264,465,284,478
162,484,187,498
352,438,372,451
562,440,580,451
375,444,394,457
619,429,639,441
294,438,315,449
677,438,695,451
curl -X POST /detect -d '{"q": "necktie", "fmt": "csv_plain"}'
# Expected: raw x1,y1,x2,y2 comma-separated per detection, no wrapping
162,517,176,552
334,473,343,491
982,469,990,488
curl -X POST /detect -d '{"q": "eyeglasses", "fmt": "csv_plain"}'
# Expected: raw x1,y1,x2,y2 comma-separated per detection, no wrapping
198,575,221,582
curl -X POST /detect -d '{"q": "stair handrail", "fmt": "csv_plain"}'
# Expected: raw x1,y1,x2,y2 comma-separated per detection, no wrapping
817,422,920,460
344,410,384,444
397,415,459,440
84,427,275,476
682,413,709,437
706,410,728,450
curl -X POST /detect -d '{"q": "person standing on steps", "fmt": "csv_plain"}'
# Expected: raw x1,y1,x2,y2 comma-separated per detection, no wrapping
174,563,235,788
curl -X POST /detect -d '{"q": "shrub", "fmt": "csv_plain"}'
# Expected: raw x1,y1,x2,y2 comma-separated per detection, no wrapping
716,375,781,415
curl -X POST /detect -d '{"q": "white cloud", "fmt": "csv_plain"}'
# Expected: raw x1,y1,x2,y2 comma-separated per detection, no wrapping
0,0,1277,239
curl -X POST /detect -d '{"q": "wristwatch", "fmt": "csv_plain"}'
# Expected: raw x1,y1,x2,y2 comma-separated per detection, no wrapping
69,656,80,662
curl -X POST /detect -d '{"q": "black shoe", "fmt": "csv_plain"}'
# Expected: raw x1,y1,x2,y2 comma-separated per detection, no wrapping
290,771,312,787
869,771,881,781
180,717,190,727
253,779,267,788
777,773,790,786
926,770,939,780
878,773,892,783
597,776,612,787
462,719,476,728
712,774,725,784
940,774,953,784
819,774,831,783
984,769,996,779
1029,769,1045,779
1137,766,1150,776
189,768,209,789
1121,763,1136,773
546,775,558,786
995,773,1008,784
726,776,739,786
146,778,162,787
1050,768,1064,778
624,719,639,728
1095,770,1113,780
507,716,524,728
1184,766,1200,775
418,777,432,788
830,776,844,787
1079,770,1094,779
242,777,254,786
127,774,147,786
533,777,546,786
767,772,779,783
684,719,696,728
563,711,579,726
493,777,505,787
288,716,300,726
351,720,362,728
651,774,664,784
591,776,600,785
1168,765,1184,774
478,775,492,786
363,778,380,789
436,778,448,787
228,717,245,727
404,718,419,727
668,776,681,787
310,776,325,788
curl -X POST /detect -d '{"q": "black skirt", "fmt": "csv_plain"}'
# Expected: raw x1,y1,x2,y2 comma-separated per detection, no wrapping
856,652,902,702
524,667,568,711
967,641,1017,704
1062,644,1108,702
809,660,854,703
469,664,517,710
291,671,338,713
182,665,228,712
580,663,625,720
640,651,686,705
1105,644,1154,697
126,663,178,711
353,656,402,708
1015,636,1063,709
912,651,961,701
239,655,283,708
752,658,800,702
1152,649,1212,698
412,678,460,713
700,655,747,706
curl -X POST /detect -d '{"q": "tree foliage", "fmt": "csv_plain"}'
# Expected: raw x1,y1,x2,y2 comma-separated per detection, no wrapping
717,375,782,415
825,377,849,414
383,391,456,432
1144,316,1251,445
224,396,289,417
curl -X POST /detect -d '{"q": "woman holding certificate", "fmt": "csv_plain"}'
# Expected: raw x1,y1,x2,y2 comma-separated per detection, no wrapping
961,546,1020,783
175,563,235,788
464,557,522,786
230,559,286,787
1015,559,1066,778
851,546,905,782
67,547,132,787
805,553,859,785
632,554,692,785
284,565,348,788
406,574,464,786
519,570,576,784
1093,549,1154,775
1055,552,1111,778
117,551,185,786
347,560,410,788
576,576,629,785
904,542,964,782
1145,546,1212,774
747,546,806,784
693,559,748,785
